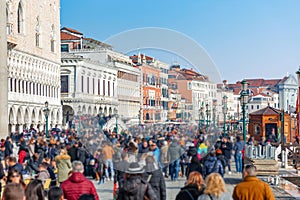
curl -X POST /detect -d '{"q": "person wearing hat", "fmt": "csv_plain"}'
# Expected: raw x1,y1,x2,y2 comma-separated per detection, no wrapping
117,162,158,200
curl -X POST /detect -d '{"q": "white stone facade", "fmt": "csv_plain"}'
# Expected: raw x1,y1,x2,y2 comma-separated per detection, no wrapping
191,80,217,120
6,0,62,133
61,52,118,126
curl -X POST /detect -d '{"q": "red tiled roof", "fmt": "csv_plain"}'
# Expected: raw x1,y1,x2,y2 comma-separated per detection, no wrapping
61,27,83,35
60,32,81,40
250,106,281,115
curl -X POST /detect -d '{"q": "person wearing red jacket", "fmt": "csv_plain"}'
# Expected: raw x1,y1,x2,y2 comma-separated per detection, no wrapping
61,161,99,200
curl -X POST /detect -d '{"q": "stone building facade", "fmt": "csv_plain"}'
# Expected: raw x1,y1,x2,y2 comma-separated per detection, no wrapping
6,0,62,133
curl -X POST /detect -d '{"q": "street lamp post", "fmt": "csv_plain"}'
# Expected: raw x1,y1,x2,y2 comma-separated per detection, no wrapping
296,68,300,137
240,80,249,142
115,114,119,134
212,106,216,131
206,103,211,133
222,95,228,137
43,101,50,138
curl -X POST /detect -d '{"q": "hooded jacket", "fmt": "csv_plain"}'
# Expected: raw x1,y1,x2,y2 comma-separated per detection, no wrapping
203,156,224,178
61,172,99,200
167,141,184,162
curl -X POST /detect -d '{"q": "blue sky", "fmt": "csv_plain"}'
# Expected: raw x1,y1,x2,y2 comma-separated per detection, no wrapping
61,0,300,83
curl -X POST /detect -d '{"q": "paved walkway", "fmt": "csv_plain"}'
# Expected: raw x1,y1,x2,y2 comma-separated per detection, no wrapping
93,172,295,200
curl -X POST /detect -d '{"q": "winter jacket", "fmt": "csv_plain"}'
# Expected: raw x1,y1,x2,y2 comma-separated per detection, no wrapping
186,156,202,178
115,160,130,188
176,184,204,200
117,175,158,200
151,147,160,163
160,145,169,164
167,141,184,163
202,156,224,178
233,141,244,155
232,176,275,200
37,169,50,180
198,192,232,200
61,172,99,200
77,147,89,164
9,163,24,174
55,154,72,183
220,142,232,160
216,155,227,171
144,168,166,200
68,146,78,162
4,141,13,157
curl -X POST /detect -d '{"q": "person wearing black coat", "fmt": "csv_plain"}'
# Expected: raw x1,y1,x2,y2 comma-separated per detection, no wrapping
220,137,233,173
144,156,166,200
185,155,202,178
77,143,89,165
68,143,79,162
4,137,13,157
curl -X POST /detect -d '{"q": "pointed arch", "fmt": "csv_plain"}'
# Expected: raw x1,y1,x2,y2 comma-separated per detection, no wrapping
17,1,24,34
87,106,92,115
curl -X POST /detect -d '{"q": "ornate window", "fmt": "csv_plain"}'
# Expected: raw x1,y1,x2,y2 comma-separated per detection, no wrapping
50,24,55,52
17,1,24,34
35,16,40,47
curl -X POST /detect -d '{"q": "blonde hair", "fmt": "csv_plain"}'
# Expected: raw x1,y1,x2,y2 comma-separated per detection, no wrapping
203,173,226,198
185,171,205,190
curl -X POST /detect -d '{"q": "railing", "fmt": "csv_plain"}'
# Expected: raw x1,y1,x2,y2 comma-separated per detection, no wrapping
245,144,277,159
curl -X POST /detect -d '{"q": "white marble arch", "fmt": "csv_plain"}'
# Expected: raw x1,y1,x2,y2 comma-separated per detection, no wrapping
87,106,92,115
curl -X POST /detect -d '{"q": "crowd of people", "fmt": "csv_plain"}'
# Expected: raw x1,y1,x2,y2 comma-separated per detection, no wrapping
0,115,278,200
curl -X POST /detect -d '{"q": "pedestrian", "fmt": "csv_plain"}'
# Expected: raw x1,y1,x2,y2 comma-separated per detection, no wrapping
233,136,244,173
102,142,115,181
175,171,205,200
61,161,99,200
25,179,45,200
115,152,130,188
202,151,224,178
220,137,232,174
55,149,72,184
8,156,24,174
117,162,158,200
215,149,227,173
2,183,25,200
167,139,184,181
198,173,232,200
160,140,169,178
6,168,26,189
68,142,79,162
4,137,13,158
36,162,50,180
48,186,64,200
186,155,203,178
144,155,166,200
232,164,275,200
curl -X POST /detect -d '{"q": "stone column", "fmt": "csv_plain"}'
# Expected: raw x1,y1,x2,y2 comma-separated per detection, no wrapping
0,0,8,138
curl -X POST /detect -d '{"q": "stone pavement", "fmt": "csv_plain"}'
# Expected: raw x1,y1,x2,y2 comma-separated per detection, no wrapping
93,167,297,200
93,172,295,200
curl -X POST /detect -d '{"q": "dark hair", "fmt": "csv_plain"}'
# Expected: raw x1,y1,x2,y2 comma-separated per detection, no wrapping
3,183,24,200
48,186,63,200
25,179,44,200
8,156,17,163
236,136,241,142
78,194,95,200
39,162,49,169
7,168,25,187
